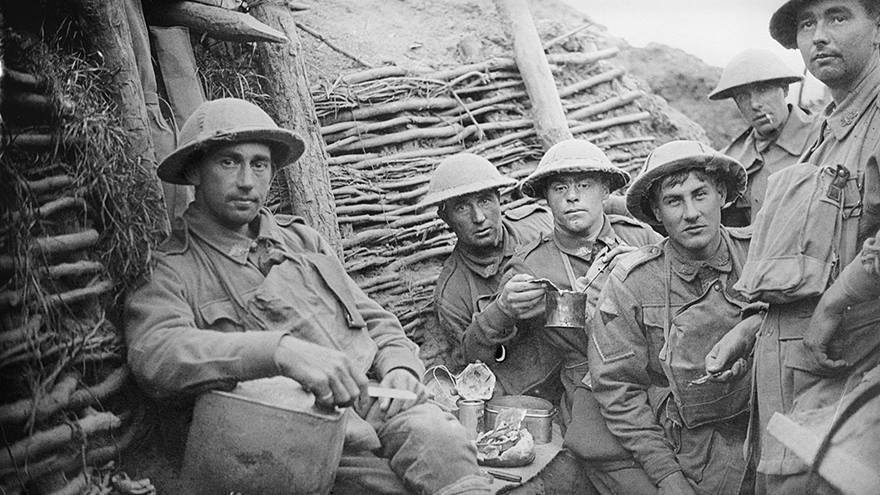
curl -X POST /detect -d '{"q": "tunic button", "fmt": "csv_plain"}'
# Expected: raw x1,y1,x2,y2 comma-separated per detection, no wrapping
714,282,721,291
249,242,258,252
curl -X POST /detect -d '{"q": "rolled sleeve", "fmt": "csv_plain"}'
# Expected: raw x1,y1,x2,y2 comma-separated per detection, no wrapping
838,250,880,302
589,275,682,484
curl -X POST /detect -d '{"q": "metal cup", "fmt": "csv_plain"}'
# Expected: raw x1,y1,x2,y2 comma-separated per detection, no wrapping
544,289,587,329
457,398,485,440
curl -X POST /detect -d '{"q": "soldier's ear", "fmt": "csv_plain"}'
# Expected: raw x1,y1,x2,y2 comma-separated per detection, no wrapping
184,162,202,187
650,203,662,224
437,202,449,223
716,183,728,205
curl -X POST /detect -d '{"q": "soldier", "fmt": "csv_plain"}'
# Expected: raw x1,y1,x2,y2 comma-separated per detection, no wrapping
589,141,754,495
475,139,662,495
708,1,880,493
419,153,559,399
709,48,817,226
124,98,492,495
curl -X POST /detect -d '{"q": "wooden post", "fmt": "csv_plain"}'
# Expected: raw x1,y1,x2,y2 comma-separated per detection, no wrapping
249,0,342,256
495,0,572,150
74,0,169,233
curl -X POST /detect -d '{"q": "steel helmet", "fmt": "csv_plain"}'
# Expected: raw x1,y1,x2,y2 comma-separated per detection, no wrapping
157,98,305,185
708,49,802,101
418,152,516,208
520,139,630,199
770,0,809,49
626,140,747,224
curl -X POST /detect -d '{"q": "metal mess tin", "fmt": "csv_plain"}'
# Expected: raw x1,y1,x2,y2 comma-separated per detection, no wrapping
544,289,587,329
181,376,346,495
484,395,556,444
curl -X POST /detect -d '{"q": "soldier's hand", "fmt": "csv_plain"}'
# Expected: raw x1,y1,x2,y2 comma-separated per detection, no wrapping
497,274,546,320
704,313,762,382
376,368,428,419
274,335,368,409
804,288,848,372
658,471,696,495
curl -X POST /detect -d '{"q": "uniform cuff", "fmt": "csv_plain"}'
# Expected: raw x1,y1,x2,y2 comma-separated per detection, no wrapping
644,455,683,485
374,351,425,381
239,331,289,380
472,301,518,344
740,301,769,319
839,256,880,303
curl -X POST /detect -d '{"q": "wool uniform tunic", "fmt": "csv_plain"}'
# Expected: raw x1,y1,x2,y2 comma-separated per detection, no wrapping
490,213,662,495
125,205,490,495
493,214,662,406
721,104,817,226
589,227,752,495
750,62,880,494
428,203,560,399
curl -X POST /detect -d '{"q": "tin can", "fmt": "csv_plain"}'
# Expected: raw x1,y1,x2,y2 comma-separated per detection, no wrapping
457,398,485,440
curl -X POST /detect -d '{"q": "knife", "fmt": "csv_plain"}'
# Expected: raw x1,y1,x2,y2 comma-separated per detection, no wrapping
367,386,418,401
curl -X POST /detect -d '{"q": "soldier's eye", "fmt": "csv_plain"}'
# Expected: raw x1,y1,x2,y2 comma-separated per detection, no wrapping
797,18,815,31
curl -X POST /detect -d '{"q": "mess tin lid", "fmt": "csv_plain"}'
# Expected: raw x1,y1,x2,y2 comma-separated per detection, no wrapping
486,395,556,417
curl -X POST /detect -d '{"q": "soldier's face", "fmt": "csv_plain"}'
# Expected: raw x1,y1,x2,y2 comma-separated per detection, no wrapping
190,142,273,235
544,172,609,238
652,172,726,260
442,190,503,251
732,82,789,138
795,0,880,93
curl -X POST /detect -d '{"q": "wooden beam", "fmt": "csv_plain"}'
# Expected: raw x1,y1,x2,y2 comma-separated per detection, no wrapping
146,1,288,43
249,0,342,256
75,0,168,233
494,0,572,150
767,412,879,495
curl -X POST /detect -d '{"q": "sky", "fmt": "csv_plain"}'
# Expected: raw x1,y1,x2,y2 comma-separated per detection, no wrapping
563,0,826,102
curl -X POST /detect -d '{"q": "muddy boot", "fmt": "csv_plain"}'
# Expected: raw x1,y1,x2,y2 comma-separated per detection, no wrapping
499,450,598,495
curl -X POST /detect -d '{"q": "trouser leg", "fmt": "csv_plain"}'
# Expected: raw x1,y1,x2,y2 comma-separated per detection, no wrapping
755,472,836,495
334,453,410,495
376,402,491,495
582,463,658,495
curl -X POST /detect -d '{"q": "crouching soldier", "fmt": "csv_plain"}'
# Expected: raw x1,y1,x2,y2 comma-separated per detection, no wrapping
476,139,662,494
124,98,492,495
419,152,561,399
589,141,756,495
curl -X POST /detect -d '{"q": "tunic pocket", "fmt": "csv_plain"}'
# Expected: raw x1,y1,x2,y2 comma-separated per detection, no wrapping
199,298,247,333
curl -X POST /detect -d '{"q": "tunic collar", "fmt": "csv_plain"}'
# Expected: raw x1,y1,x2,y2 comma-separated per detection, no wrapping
455,221,516,279
184,204,285,265
769,105,814,156
553,215,617,261
823,61,880,141
745,104,813,157
666,231,732,283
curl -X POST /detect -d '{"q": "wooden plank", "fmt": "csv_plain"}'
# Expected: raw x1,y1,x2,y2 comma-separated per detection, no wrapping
766,412,879,495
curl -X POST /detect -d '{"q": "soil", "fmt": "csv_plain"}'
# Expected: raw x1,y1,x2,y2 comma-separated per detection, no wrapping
292,0,712,145
613,42,745,149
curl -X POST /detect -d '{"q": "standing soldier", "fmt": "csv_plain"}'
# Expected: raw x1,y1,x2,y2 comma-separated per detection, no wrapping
590,141,754,495
709,48,817,226
708,1,880,493
476,139,662,495
419,153,560,400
